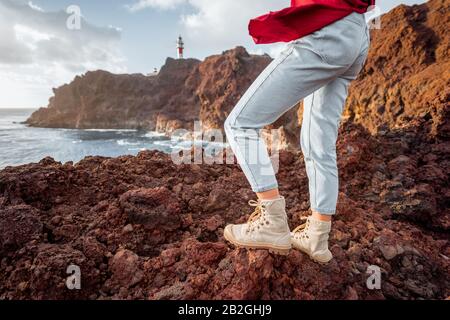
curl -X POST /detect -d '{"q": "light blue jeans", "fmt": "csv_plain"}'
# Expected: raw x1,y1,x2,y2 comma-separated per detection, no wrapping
224,12,370,215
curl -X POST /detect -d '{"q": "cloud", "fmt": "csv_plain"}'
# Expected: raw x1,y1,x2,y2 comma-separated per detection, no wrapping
179,0,281,47
0,0,126,107
28,1,43,12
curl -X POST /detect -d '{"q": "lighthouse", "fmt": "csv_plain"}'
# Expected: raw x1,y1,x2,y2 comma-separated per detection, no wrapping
176,35,184,59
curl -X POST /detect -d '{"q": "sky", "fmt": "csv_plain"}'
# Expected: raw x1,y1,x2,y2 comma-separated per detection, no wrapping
0,0,427,108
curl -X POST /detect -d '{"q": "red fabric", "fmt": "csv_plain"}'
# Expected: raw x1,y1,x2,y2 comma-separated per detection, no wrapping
249,0,375,44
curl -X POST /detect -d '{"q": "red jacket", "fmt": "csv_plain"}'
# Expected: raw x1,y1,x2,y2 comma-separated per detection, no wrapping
249,0,375,44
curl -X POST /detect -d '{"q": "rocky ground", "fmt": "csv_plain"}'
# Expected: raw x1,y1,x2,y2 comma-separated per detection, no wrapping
0,116,449,300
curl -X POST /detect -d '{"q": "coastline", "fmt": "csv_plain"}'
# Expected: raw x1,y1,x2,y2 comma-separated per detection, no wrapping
0,107,230,169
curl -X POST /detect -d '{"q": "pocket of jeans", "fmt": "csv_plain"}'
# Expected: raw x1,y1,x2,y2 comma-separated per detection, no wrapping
311,18,365,67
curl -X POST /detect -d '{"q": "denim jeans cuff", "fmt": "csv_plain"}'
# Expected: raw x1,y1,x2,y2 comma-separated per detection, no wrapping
311,207,336,215
251,183,279,193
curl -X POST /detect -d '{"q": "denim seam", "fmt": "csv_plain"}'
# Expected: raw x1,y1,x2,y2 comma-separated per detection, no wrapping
233,131,258,190
312,160,318,210
225,126,258,188
307,92,317,209
307,92,314,159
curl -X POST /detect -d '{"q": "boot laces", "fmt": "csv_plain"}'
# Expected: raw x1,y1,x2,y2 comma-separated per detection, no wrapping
293,217,310,240
246,200,267,233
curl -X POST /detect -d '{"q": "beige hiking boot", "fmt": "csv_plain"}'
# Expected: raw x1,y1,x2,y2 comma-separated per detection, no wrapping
291,216,333,264
223,197,291,255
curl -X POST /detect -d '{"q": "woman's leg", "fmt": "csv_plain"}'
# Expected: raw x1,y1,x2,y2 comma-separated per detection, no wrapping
292,19,370,262
225,12,370,259
257,189,281,201
224,46,341,194
300,76,353,217
291,75,362,263
223,43,345,254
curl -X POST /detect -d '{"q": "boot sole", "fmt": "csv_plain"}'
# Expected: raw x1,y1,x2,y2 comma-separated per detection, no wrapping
224,227,291,256
292,243,332,265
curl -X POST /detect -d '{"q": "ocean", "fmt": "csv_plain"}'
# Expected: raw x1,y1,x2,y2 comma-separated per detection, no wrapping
0,108,203,169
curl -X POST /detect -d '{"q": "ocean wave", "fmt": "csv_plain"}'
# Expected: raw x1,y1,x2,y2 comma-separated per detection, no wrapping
143,131,167,138
85,129,138,132
204,141,229,148
117,139,140,146
127,147,147,152
153,140,173,147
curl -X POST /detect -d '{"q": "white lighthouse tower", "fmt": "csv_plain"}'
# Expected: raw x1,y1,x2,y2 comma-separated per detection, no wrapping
176,35,184,59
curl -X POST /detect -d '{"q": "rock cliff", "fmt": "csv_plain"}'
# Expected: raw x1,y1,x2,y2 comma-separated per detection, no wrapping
344,0,449,139
26,48,272,135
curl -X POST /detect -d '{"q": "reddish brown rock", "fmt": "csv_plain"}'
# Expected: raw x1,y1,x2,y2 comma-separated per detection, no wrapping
0,136,448,300
119,187,182,231
108,249,144,288
25,244,100,300
0,205,43,255
344,0,449,137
